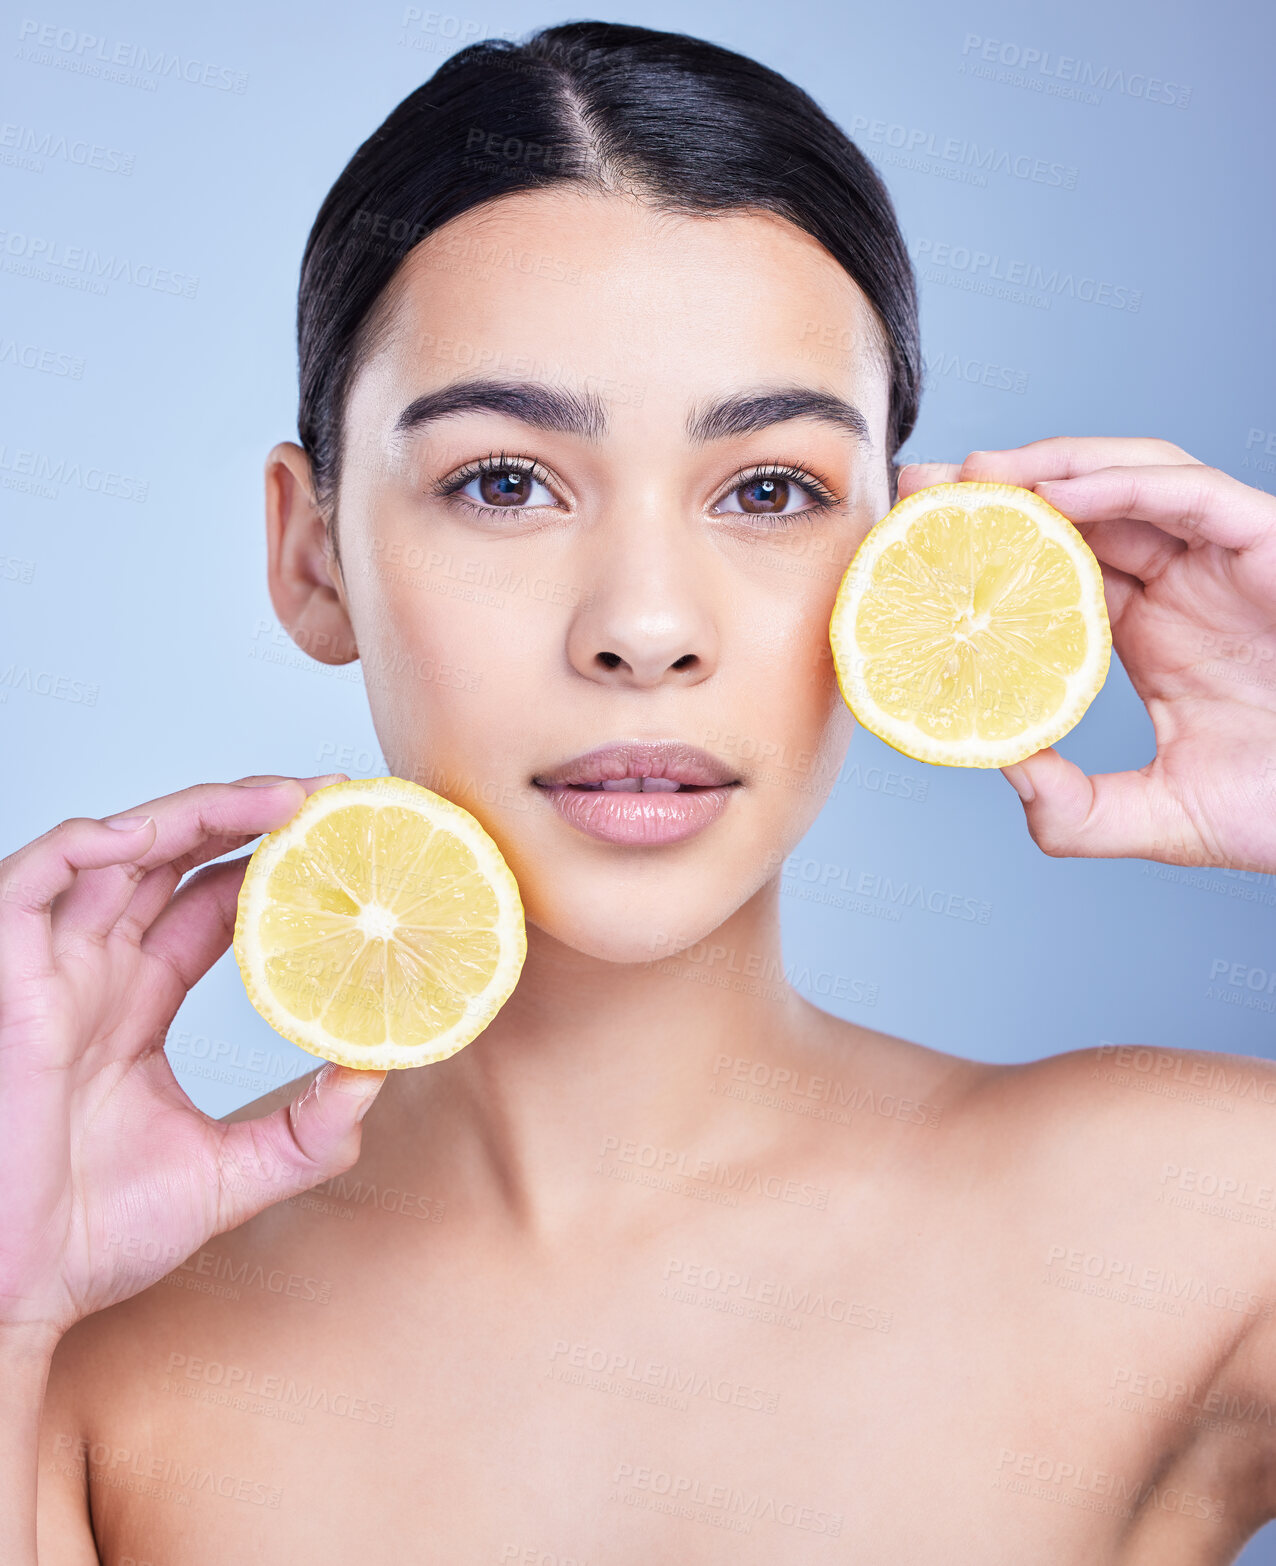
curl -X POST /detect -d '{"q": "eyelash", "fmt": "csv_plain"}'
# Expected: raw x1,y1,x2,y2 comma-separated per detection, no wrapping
431,452,558,520
431,453,845,524
723,463,843,523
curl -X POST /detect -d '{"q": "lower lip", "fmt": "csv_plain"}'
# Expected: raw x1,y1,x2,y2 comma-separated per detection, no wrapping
535,784,738,845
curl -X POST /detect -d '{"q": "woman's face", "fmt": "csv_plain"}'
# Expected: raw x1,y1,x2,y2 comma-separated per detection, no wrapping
276,186,892,963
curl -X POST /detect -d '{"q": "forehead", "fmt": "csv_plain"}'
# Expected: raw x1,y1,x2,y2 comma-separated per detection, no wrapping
345,185,890,439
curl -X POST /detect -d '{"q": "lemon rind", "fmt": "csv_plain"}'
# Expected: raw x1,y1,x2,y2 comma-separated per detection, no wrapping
233,776,527,1071
829,481,1112,768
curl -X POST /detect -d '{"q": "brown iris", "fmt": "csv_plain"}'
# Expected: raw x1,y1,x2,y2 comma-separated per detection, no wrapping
737,476,790,513
478,468,532,506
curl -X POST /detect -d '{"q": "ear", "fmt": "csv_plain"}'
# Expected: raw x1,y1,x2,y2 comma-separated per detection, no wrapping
264,442,358,666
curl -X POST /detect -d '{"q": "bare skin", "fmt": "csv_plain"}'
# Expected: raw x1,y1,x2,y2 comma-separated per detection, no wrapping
35,1029,1276,1564
8,186,1276,1564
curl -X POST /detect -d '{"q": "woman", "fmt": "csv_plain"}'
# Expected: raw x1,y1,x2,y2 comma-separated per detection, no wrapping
5,20,1276,1563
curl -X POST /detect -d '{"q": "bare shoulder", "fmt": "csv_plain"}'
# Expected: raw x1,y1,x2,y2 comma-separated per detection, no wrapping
817,1022,1276,1315
967,1040,1276,1300
803,1004,998,1120
989,1039,1276,1175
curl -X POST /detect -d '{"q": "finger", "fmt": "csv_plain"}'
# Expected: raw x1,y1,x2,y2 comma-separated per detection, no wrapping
959,436,1203,486
0,815,158,984
1093,558,1143,626
212,1063,388,1233
999,747,1198,863
163,774,349,880
52,774,348,948
895,462,962,501
49,777,300,947
1031,465,1276,559
114,771,351,941
1050,510,1188,588
130,856,252,1028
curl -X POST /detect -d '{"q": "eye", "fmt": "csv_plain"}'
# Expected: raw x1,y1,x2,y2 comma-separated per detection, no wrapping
713,466,837,517
453,462,558,509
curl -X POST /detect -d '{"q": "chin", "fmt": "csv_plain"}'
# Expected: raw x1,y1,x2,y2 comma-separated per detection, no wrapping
519,871,768,967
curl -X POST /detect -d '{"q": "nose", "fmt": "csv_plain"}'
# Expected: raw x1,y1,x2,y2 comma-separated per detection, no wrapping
565,513,720,689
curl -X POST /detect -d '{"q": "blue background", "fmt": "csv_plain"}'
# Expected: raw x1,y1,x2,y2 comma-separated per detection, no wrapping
2,1,1274,1554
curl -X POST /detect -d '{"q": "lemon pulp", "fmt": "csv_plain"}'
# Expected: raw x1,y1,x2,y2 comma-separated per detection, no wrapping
829,481,1111,767
233,776,526,1070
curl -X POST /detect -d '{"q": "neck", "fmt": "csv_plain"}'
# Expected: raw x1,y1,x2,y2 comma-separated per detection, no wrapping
372,876,833,1239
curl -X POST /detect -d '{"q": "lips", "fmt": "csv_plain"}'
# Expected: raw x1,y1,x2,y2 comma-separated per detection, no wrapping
532,740,739,790
532,741,741,845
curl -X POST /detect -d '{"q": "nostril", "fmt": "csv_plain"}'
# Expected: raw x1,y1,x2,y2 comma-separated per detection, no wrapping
591,650,699,674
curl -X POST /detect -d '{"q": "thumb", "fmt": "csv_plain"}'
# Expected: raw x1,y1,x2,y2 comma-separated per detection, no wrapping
999,746,1190,862
213,1063,388,1228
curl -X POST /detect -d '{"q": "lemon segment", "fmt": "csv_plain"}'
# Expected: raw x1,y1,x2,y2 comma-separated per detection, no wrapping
233,777,526,1070
829,481,1112,767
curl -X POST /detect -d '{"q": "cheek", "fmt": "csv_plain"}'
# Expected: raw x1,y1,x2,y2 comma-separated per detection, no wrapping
792,630,854,768
355,571,547,784
729,572,853,779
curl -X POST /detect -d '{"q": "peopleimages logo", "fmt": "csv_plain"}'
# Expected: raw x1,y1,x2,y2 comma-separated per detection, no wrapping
847,114,1077,189
0,336,84,379
0,228,199,299
913,237,1142,313
0,442,148,501
959,33,1192,109
0,121,134,176
15,18,249,93
921,347,1028,396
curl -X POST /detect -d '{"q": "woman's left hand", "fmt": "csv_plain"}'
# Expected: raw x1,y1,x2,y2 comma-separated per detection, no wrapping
897,438,1276,874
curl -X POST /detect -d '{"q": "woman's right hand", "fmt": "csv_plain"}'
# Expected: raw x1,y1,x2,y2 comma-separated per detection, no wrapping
0,775,387,1351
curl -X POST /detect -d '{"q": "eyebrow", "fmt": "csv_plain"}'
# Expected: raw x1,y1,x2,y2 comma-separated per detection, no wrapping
392,379,608,441
390,378,871,448
686,387,871,447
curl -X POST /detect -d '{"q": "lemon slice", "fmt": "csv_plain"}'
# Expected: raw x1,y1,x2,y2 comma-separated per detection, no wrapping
829,481,1111,768
233,777,526,1070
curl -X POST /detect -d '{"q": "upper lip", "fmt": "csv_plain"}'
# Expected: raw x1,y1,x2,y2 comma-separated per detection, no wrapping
532,740,741,789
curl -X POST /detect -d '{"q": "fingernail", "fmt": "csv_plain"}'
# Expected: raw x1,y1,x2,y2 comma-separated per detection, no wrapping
344,1071,387,1121
241,778,290,788
322,1064,387,1103
303,772,348,786
105,814,153,831
1002,765,1035,804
